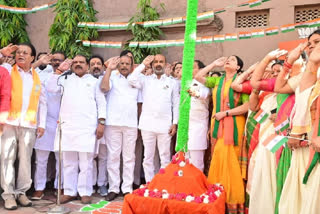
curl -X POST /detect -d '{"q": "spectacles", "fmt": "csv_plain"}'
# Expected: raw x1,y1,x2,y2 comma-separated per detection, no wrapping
16,51,31,56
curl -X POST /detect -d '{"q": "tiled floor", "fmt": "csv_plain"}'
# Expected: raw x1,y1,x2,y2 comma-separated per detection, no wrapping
0,191,123,214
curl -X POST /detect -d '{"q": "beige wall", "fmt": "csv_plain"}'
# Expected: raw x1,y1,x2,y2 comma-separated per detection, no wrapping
25,0,319,68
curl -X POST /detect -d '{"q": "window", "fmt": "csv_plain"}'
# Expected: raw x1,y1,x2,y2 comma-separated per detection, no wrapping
295,4,320,23
236,9,269,28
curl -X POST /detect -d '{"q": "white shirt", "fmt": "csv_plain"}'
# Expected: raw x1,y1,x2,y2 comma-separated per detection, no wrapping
36,65,53,83
46,73,106,153
35,73,61,151
128,64,180,134
4,63,47,129
189,79,210,116
106,70,141,128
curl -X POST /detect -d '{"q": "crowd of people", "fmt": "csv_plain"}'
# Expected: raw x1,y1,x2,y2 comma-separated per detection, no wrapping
0,28,319,213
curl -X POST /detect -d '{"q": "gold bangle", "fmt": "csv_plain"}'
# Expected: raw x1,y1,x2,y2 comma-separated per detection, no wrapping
306,70,317,75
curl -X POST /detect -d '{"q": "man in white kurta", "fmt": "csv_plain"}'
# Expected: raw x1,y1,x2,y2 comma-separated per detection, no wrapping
100,55,141,200
187,61,211,172
128,55,180,182
0,43,46,210
89,55,108,196
46,55,106,204
32,53,66,200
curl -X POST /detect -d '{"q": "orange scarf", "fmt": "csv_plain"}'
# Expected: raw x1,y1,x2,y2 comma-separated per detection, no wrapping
8,65,41,125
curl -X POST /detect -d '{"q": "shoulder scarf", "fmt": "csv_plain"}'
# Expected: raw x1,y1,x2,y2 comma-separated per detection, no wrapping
212,74,239,146
8,64,41,125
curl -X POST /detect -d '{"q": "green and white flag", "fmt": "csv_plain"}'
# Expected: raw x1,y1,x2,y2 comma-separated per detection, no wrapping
281,24,296,33
249,0,262,8
254,109,269,123
214,35,225,43
225,33,237,41
263,134,288,153
265,27,279,36
239,32,252,39
251,29,264,38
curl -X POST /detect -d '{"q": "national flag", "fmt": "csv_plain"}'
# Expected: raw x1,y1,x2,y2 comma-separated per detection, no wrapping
238,1,249,7
253,109,269,123
155,41,166,47
281,24,296,33
172,17,183,25
129,42,139,48
265,27,279,36
96,42,106,48
153,20,163,27
95,23,110,29
308,18,320,28
143,21,153,27
239,31,252,39
109,42,122,48
182,16,187,22
295,22,308,29
86,22,96,28
162,19,173,26
32,4,48,12
78,22,86,27
195,37,202,44
139,42,148,48
109,22,128,29
147,41,157,48
175,39,185,46
214,8,226,14
82,41,91,47
49,3,57,8
274,118,290,133
201,36,213,44
166,40,176,47
214,35,225,43
262,0,270,2
249,0,262,8
262,134,288,153
197,11,214,21
251,29,264,38
225,33,237,41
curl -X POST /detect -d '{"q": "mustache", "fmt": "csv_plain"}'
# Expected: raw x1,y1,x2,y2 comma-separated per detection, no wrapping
93,68,100,72
75,65,82,69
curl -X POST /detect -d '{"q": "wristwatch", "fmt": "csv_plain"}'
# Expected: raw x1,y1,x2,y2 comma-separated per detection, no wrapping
98,119,106,125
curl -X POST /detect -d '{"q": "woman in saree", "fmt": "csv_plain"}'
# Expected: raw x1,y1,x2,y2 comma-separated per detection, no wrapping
195,55,249,214
280,30,320,214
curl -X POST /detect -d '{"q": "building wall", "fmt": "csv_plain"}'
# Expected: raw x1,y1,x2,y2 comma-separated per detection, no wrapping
25,0,319,68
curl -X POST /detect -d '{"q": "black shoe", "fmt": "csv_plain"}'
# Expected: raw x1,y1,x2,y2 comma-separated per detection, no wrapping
105,192,118,201
123,192,130,197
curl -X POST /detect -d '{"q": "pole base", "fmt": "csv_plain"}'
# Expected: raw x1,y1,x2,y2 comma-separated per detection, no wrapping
48,205,71,214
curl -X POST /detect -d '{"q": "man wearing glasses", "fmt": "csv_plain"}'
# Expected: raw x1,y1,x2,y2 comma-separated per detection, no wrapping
0,43,46,210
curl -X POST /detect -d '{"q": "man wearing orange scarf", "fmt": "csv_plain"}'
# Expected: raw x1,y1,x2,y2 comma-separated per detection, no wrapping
0,43,46,210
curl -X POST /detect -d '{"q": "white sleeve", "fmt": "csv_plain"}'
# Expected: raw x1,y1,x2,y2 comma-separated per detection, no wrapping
37,81,47,129
198,85,211,100
127,64,145,89
46,74,63,94
95,79,107,119
172,80,180,124
137,89,143,103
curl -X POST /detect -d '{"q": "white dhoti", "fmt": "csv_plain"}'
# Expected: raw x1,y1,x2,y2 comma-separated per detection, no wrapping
141,130,172,182
106,125,137,193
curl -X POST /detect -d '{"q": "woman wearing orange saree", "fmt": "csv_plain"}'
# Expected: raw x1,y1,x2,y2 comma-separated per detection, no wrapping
196,55,249,214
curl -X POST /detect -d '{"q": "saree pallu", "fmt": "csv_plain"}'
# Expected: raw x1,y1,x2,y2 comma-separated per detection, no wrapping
274,94,295,214
206,77,248,214
248,94,278,214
